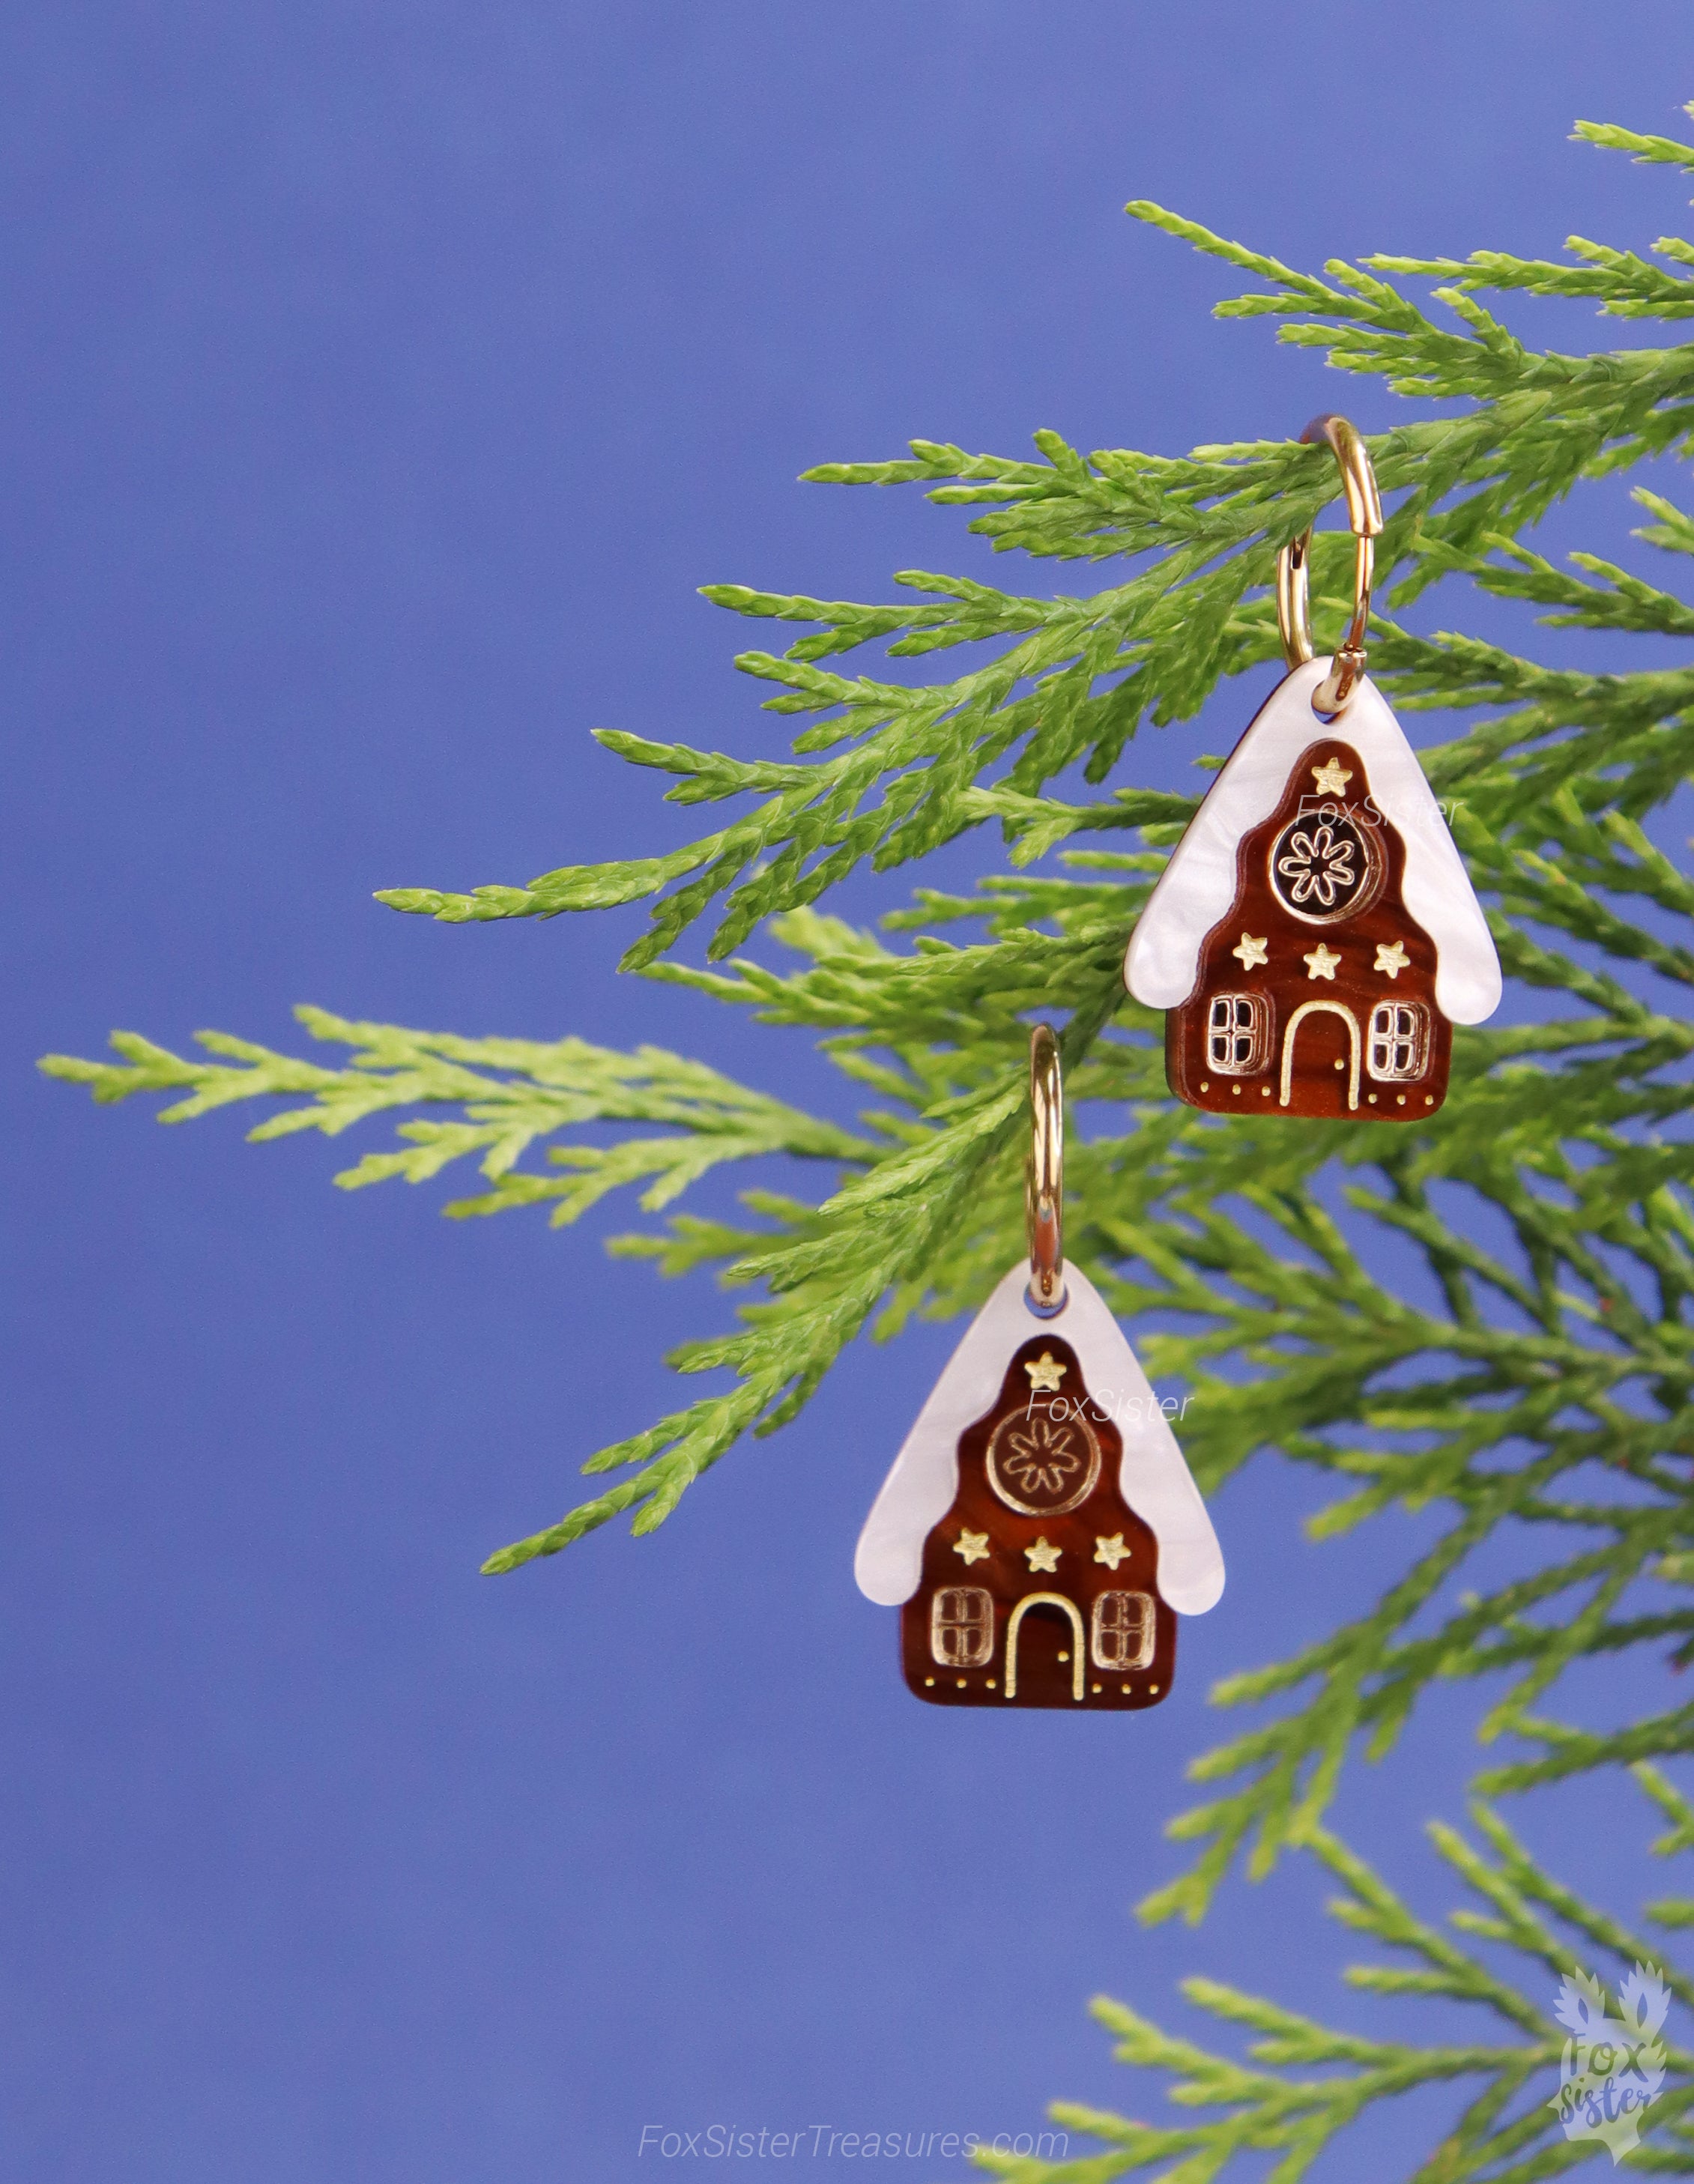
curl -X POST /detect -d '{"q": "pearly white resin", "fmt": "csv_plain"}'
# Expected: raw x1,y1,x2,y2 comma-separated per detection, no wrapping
853,1262,1225,1615
1124,659,1501,1026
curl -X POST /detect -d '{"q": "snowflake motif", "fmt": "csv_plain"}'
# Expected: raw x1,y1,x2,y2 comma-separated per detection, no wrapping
999,1413,1086,1498
1274,823,1357,909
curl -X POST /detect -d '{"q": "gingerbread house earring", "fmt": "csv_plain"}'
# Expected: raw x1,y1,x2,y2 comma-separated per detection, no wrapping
854,1026,1225,1709
1124,414,1501,1122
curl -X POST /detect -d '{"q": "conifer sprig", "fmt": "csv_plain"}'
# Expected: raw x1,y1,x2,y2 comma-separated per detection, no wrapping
45,794,1694,1897
375,193,1694,966
43,106,1694,2138
995,1777,1693,2183
40,1006,872,1209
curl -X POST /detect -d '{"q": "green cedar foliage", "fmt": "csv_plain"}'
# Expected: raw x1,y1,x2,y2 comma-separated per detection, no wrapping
43,105,1694,2179
1005,1775,1694,2184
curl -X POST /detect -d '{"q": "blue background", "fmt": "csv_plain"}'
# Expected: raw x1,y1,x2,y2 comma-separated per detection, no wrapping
6,7,1691,2179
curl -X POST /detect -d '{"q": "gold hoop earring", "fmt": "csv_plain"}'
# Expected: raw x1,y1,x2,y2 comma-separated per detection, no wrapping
1274,413,1383,716
1025,1023,1064,1315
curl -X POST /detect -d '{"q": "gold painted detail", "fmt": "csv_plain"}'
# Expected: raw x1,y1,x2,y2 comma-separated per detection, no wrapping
1231,931,1268,970
1311,756,1353,796
1206,992,1271,1075
1268,804,1382,927
931,1587,993,1668
1092,1591,1157,1672
1374,939,1410,979
1279,999,1362,1112
1275,823,1358,911
1024,1537,1062,1573
952,1529,990,1566
1004,1593,1086,1701
1093,1534,1130,1570
1368,999,1430,1083
1303,943,1342,981
986,1405,1101,1517
1023,1351,1066,1393
1001,1421,1082,1499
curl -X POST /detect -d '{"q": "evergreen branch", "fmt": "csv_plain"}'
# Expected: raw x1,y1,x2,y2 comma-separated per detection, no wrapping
999,1806,1691,2183
40,1005,871,1202
1574,112,1694,175
46,111,1694,2048
372,183,1694,965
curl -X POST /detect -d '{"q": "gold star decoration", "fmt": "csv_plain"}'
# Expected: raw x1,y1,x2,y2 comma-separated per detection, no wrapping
1374,939,1410,979
952,1529,990,1566
1023,1351,1067,1393
1024,1536,1062,1573
1304,943,1342,981
1231,931,1268,970
1093,1534,1130,1570
1311,756,1353,797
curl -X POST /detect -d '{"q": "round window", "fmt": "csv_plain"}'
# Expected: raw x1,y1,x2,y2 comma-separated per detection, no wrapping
1267,808,1383,924
985,1402,1102,1516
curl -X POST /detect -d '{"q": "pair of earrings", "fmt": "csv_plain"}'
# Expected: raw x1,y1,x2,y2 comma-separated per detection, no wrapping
858,417,1500,1708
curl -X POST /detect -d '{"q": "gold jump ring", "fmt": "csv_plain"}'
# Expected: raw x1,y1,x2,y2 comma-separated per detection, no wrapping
1026,1024,1065,1315
1274,413,1383,716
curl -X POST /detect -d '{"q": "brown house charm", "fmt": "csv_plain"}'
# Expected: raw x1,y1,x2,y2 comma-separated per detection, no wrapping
1124,660,1501,1122
856,1264,1223,1709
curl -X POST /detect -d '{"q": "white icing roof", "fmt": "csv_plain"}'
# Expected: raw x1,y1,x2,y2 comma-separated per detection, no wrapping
1123,659,1501,1026
853,1262,1225,1615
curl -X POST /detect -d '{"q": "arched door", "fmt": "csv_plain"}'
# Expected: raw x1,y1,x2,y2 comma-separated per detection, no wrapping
1004,1592,1086,1702
1279,999,1361,1111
